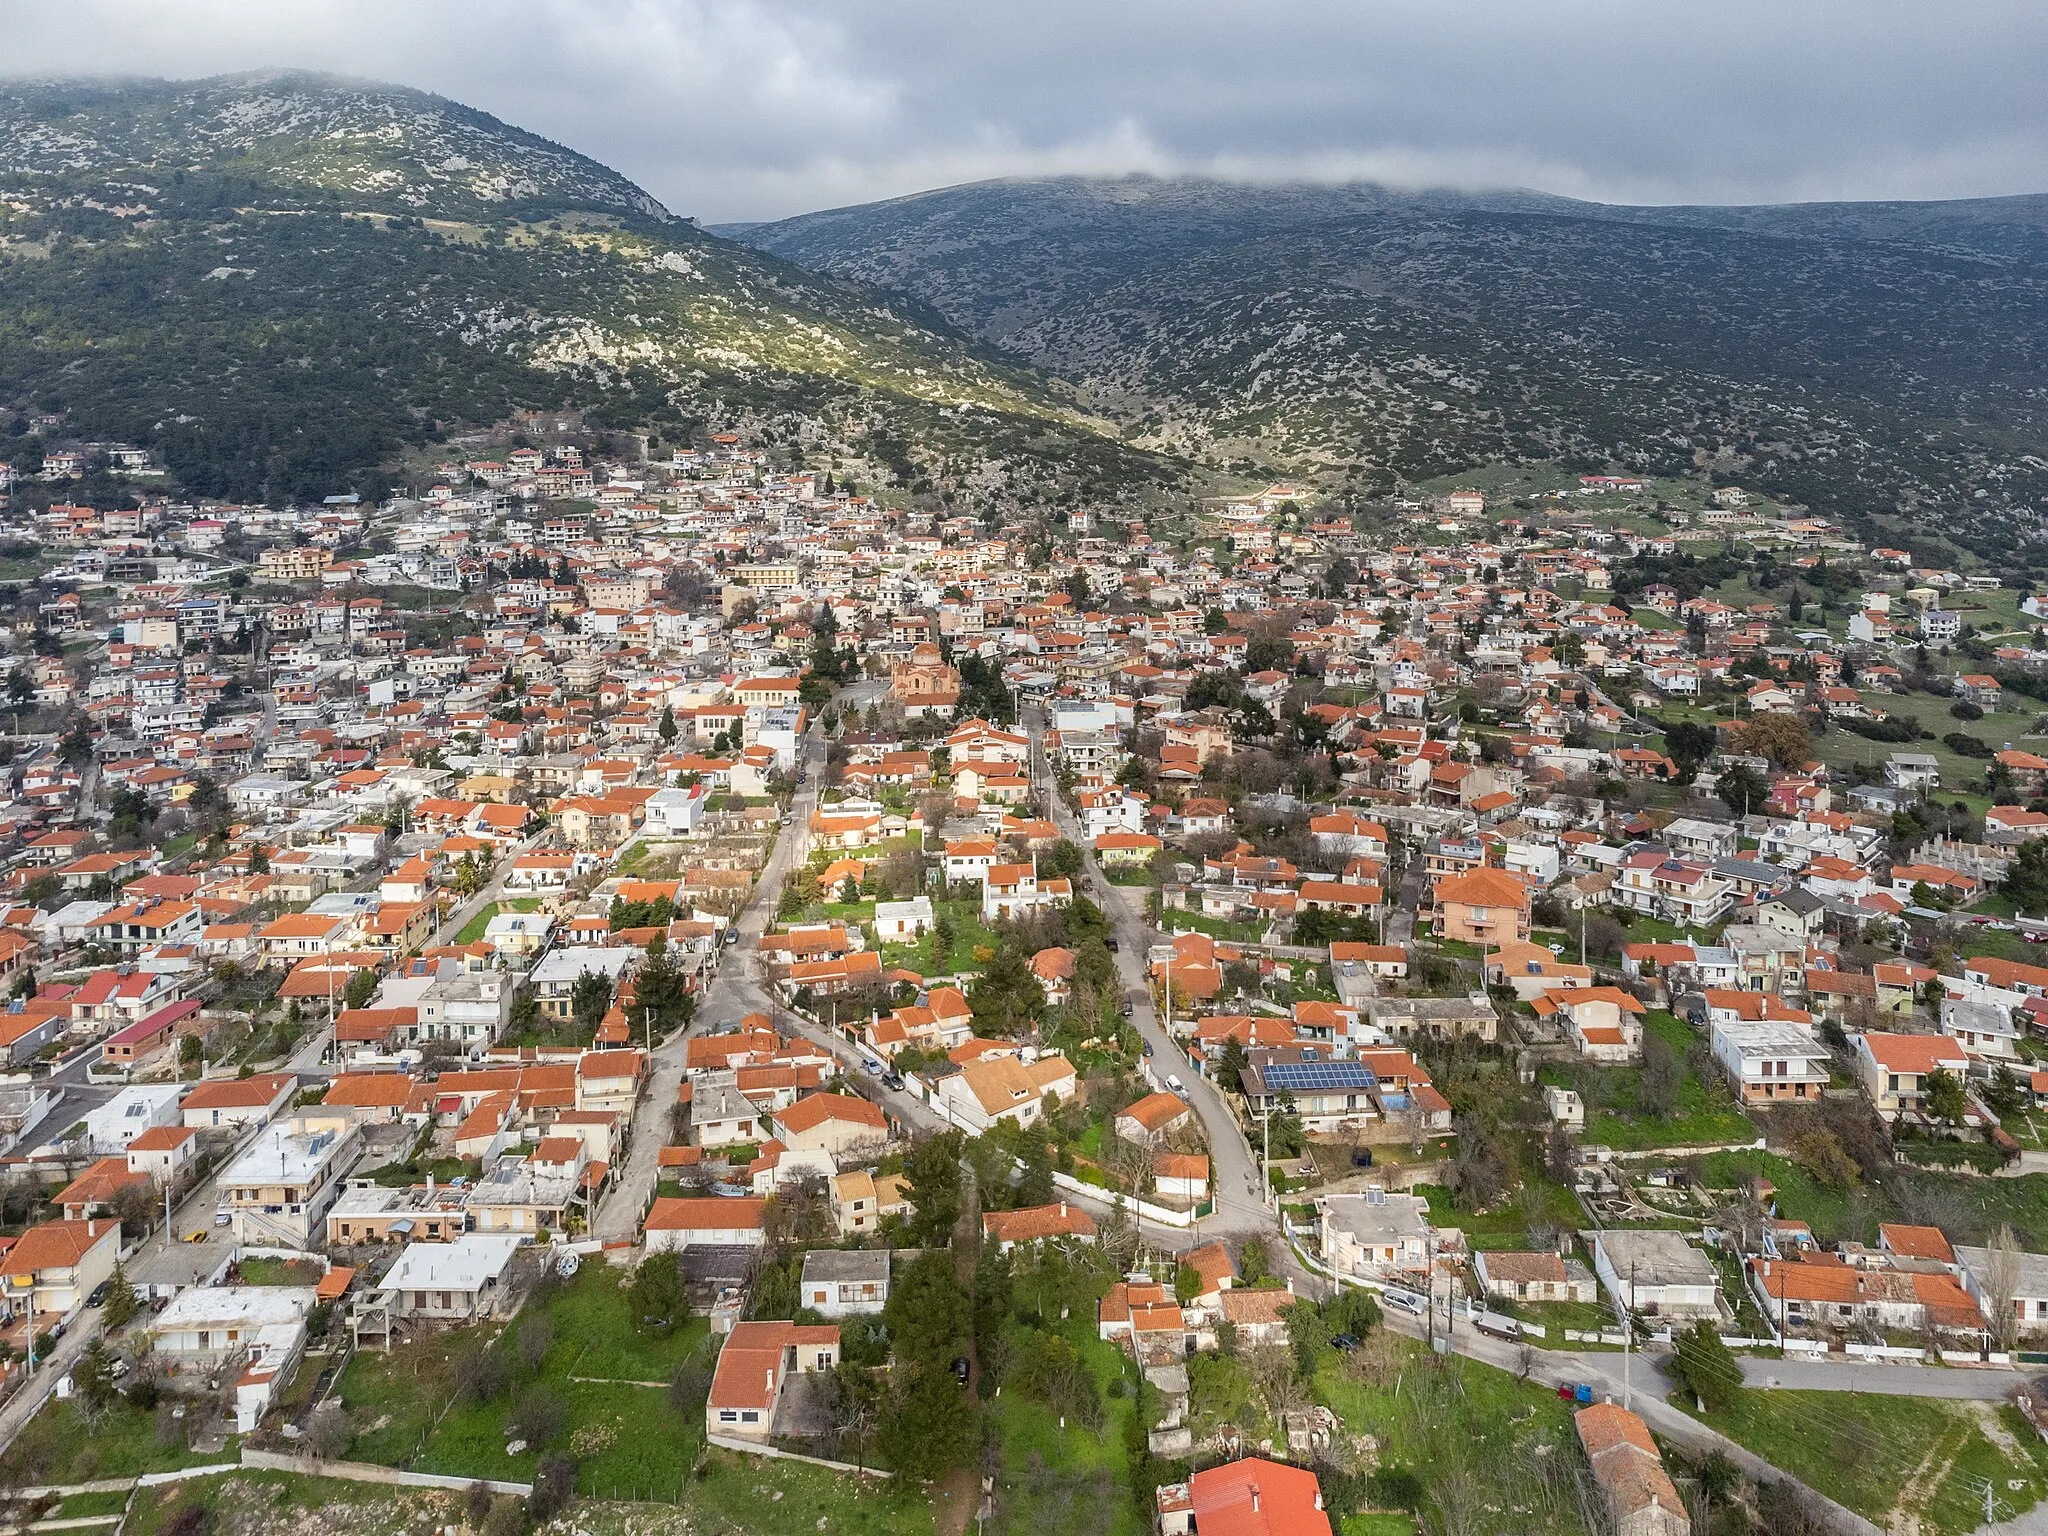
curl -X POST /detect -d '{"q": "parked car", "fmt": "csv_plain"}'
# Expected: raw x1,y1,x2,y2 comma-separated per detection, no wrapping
881,1072,906,1092
86,1281,110,1309
1104,937,1119,952
1120,998,1135,1018
1166,1074,1187,1095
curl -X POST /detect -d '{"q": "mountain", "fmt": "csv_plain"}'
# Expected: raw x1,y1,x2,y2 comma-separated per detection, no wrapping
0,74,1161,506
726,176,2048,565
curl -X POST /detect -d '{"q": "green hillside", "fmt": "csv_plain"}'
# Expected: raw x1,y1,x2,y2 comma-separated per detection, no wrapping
0,73,1167,507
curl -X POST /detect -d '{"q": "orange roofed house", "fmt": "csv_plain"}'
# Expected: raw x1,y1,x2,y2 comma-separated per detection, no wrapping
1575,1403,1690,1536
705,1319,840,1444
1431,867,1531,947
1156,1456,1332,1536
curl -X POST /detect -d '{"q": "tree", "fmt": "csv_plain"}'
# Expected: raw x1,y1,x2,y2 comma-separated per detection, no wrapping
74,1336,118,1421
629,1252,683,1336
511,1385,567,1447
569,968,615,1036
1238,1237,1270,1287
1663,719,1719,779
2004,838,2048,915
876,1364,975,1479
1174,1263,1204,1307
101,1262,139,1329
1215,1035,1249,1094
1985,1223,2024,1352
902,1131,964,1247
1640,1033,1681,1117
1717,763,1768,819
1925,1067,1969,1127
344,967,379,1010
965,946,1044,1038
1738,712,1811,770
658,704,678,744
1669,1320,1743,1412
885,1250,971,1368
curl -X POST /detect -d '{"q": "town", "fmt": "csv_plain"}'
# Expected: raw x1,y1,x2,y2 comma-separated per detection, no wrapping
0,429,2045,1536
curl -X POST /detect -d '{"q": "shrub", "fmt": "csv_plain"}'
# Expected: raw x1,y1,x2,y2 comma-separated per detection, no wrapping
1951,700,1985,721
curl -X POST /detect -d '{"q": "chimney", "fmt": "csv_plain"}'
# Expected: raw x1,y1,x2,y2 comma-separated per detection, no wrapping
1059,1201,1067,1219
1249,1484,1260,1513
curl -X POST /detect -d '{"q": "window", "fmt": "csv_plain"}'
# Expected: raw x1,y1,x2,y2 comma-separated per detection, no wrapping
718,1410,738,1423
740,1411,758,1424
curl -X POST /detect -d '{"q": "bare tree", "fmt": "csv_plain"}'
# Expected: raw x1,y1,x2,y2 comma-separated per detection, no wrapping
1987,1223,2024,1353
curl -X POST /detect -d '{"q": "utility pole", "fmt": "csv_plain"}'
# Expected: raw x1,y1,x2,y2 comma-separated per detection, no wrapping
1623,1255,1636,1412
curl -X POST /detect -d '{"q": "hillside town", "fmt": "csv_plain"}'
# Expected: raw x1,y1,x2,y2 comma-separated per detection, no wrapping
1,430,2048,1534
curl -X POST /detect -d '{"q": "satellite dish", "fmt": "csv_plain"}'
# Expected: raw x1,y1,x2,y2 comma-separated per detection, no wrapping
556,1251,581,1279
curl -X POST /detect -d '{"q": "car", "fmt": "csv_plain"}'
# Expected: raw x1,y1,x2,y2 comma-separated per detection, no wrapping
1166,1074,1186,1095
881,1072,906,1092
87,1281,110,1309
1104,937,1119,952
214,1211,232,1227
1380,1288,1426,1316
1142,1041,1153,1058
2028,931,2048,944
184,1230,208,1244
722,928,740,945
1120,998,1134,1018
950,1356,971,1387
862,1058,885,1077
1331,1333,1359,1352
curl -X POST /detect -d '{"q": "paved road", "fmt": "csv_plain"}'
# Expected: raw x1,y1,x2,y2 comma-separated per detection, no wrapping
1024,706,1271,1240
0,1307,101,1456
1741,1354,2017,1399
594,719,944,1238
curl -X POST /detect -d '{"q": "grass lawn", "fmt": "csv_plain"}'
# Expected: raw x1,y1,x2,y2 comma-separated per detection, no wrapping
1813,688,2046,785
235,1255,325,1286
1702,1148,2048,1249
1160,909,1267,944
1681,1389,2048,1536
0,1397,233,1485
1411,1175,1580,1251
1543,1011,1756,1151
1342,1517,1418,1536
1313,1335,1593,1535
879,897,1000,975
985,1317,1150,1536
453,903,501,945
334,1265,715,1486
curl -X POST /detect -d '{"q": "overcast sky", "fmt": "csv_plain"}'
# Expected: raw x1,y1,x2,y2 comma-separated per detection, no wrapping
7,0,2047,223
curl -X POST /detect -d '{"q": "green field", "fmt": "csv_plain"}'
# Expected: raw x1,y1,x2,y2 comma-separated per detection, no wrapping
1682,1389,2048,1535
1702,1148,2048,1248
878,896,1000,977
983,1317,1151,1536
1544,1011,1757,1151
1313,1335,1594,1534
0,1396,234,1486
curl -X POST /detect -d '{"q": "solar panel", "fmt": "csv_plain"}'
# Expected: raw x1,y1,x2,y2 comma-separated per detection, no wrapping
1263,1061,1377,1093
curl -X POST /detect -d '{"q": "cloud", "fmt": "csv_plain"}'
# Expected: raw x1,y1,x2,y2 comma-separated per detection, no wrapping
4,0,2046,220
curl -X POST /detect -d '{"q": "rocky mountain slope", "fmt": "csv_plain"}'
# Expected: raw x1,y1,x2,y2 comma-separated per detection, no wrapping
0,74,1162,506
728,176,2048,565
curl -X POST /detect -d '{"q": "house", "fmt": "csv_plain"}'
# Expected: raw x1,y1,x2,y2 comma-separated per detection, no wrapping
1431,867,1530,946
1533,987,1645,1062
982,1201,1097,1251
377,1234,523,1327
1956,1244,2048,1338
799,1248,890,1318
644,1195,770,1250
1115,1090,1193,1145
0,1219,122,1322
1472,1250,1598,1305
1853,1032,1973,1119
1749,1256,1982,1338
1575,1404,1690,1536
873,896,935,943
830,1170,882,1237
181,1072,297,1130
1585,1229,1719,1320
1709,1018,1832,1104
705,1320,841,1444
1318,1190,1432,1280
1155,1457,1332,1536
934,1053,1076,1132
153,1284,319,1432
771,1092,889,1164
218,1121,362,1249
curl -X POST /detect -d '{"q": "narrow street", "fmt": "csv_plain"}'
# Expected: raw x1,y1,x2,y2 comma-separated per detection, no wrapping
1023,705,1271,1239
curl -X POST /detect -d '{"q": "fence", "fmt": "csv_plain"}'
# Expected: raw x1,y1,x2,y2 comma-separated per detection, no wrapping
239,1448,531,1496
703,1435,892,1478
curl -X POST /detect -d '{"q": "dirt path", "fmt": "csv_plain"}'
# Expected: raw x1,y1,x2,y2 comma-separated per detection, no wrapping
1888,1420,1969,1535
930,1465,977,1536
